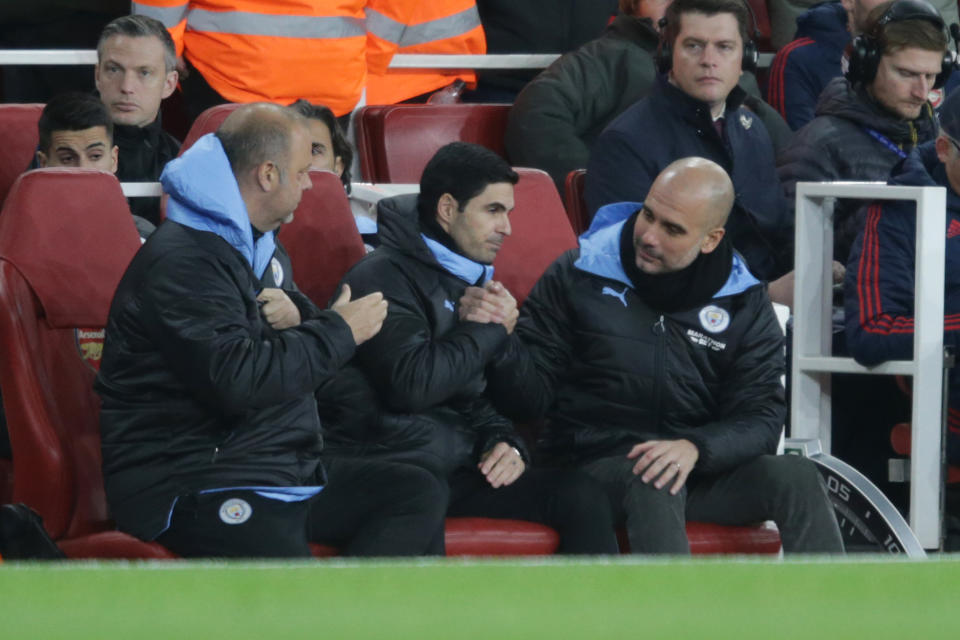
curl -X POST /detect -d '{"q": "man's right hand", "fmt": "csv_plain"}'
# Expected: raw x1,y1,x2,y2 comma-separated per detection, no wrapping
332,284,388,345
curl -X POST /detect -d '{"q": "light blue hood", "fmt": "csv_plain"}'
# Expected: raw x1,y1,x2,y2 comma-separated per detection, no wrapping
574,201,760,297
160,133,275,279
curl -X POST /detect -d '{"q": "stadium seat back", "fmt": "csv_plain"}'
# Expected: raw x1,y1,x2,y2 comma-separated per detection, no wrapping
493,168,578,306
356,104,510,183
0,169,149,546
0,104,43,207
563,168,589,235
278,170,366,306
747,0,774,53
179,103,242,153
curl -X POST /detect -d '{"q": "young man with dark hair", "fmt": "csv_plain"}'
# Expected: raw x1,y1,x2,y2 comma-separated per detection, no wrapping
95,14,181,226
319,142,619,555
97,103,447,558
778,0,951,261
36,92,118,173
489,157,843,555
34,92,156,239
584,0,792,300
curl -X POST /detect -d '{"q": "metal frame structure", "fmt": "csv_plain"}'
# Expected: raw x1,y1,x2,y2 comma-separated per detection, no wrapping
791,181,947,549
0,50,776,69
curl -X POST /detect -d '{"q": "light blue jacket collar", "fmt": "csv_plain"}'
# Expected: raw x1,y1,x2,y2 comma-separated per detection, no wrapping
573,201,760,297
161,133,275,279
421,234,494,285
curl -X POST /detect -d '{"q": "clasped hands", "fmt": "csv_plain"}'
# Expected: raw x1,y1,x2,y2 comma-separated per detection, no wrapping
458,280,518,334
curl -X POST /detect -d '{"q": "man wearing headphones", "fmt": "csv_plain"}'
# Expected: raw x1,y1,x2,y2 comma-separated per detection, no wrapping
779,0,952,502
585,0,793,298
778,0,953,263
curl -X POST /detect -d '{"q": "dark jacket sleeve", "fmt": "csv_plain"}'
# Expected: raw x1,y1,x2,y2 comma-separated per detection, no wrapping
505,39,657,194
844,202,960,364
345,262,510,415
776,118,845,217
585,121,660,214
767,43,823,131
670,291,786,473
487,255,577,421
140,250,356,415
470,395,531,463
743,94,794,157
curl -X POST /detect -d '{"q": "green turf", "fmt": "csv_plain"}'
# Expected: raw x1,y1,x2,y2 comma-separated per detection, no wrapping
2,556,959,639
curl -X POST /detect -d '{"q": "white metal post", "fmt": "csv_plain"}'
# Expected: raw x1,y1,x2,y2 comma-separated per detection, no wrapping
791,182,946,549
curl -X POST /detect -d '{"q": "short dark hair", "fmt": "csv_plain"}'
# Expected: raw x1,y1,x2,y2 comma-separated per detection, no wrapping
290,99,353,192
865,1,949,55
215,103,308,180
38,92,114,154
662,0,750,50
98,15,177,72
417,142,518,223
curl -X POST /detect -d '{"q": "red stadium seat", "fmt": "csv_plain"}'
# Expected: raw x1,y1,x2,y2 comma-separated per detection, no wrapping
617,522,782,555
890,422,960,483
747,0,774,53
278,170,366,306
355,104,510,183
179,103,242,153
0,104,43,208
494,168,579,306
0,169,174,559
563,169,589,235
0,458,12,504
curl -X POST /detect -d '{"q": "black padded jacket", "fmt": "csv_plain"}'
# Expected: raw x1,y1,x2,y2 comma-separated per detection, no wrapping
96,221,355,540
487,207,785,473
319,194,528,475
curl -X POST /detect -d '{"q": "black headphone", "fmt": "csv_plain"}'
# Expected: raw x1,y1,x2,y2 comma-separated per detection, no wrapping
846,0,956,89
656,1,760,74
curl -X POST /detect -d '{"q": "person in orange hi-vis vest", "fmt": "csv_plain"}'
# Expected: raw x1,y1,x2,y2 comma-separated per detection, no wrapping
365,0,486,105
132,1,388,119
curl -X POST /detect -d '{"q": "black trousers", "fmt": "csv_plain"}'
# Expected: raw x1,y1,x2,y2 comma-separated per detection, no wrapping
580,454,844,555
445,467,619,554
157,456,447,558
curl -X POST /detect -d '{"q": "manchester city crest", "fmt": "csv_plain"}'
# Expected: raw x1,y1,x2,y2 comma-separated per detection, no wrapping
270,257,284,286
219,498,253,525
698,305,730,334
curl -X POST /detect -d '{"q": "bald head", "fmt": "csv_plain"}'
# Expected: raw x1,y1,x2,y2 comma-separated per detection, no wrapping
217,102,314,233
654,157,735,227
216,102,309,181
632,157,732,274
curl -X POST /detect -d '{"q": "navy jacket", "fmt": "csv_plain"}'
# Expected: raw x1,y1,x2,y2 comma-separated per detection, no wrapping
844,143,960,464
585,75,792,280
767,2,849,131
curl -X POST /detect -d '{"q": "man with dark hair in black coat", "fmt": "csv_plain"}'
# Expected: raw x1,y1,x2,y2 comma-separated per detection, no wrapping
489,157,843,554
320,142,619,555
507,0,792,195
585,0,793,303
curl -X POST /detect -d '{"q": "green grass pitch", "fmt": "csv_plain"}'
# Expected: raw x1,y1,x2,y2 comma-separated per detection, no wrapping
2,556,959,639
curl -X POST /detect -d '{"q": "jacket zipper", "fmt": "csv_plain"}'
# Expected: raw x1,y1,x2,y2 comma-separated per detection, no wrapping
651,314,666,430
